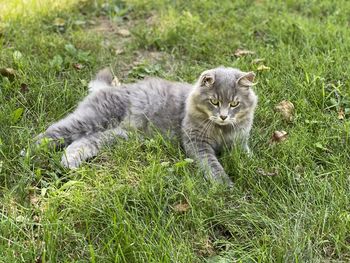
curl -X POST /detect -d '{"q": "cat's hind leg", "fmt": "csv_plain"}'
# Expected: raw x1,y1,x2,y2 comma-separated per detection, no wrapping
34,112,88,148
61,127,128,169
35,89,127,148
36,68,126,148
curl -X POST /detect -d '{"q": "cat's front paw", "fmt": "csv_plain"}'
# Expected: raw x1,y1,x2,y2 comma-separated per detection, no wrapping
61,144,84,169
217,175,234,188
208,171,233,188
61,142,98,169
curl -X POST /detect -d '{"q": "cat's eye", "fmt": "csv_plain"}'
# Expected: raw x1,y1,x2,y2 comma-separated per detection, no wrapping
229,101,240,108
210,98,220,106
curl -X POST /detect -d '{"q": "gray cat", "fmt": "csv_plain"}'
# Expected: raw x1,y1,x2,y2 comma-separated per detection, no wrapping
35,67,258,185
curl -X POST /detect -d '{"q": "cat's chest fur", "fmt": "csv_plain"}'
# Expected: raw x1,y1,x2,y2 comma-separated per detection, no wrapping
211,127,245,151
189,123,243,151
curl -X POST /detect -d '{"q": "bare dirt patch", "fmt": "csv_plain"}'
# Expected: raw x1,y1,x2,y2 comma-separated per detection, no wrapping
89,16,173,80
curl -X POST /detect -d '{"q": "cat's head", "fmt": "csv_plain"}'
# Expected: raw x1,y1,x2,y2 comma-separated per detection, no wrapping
189,67,258,127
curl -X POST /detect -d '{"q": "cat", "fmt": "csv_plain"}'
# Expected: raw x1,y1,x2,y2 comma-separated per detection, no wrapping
35,67,258,185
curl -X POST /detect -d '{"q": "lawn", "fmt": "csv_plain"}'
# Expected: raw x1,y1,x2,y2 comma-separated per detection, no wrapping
1,0,350,262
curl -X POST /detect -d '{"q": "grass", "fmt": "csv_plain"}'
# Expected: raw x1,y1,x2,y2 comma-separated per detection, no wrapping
1,0,350,262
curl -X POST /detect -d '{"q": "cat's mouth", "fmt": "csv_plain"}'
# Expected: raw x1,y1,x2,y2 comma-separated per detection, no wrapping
210,116,232,126
215,120,230,126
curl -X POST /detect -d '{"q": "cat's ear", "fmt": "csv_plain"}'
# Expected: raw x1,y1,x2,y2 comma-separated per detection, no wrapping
200,71,215,88
237,72,256,88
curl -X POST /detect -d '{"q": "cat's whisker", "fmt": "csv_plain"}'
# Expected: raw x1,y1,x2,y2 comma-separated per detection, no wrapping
196,120,208,139
199,118,215,141
204,121,213,137
199,120,212,140
199,119,211,128
230,121,239,130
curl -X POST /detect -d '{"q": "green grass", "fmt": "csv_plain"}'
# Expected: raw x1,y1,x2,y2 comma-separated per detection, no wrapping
1,0,350,262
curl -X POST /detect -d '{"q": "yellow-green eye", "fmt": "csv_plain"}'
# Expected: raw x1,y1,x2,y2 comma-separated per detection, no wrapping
229,101,240,107
210,98,220,106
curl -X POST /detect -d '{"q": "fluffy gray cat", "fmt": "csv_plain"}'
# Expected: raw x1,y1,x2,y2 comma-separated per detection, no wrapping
35,67,257,185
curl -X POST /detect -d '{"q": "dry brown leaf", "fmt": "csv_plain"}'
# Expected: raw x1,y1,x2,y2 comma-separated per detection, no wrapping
53,18,65,27
73,63,84,70
338,107,345,120
29,194,40,207
270,130,288,143
0,67,16,80
257,65,270,71
173,202,190,213
115,48,124,55
234,48,255,57
203,238,215,256
33,215,40,223
275,100,295,122
117,29,131,37
30,195,39,206
20,83,29,93
197,237,215,257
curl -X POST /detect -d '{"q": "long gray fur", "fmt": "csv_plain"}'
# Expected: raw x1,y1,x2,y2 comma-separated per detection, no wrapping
36,67,258,185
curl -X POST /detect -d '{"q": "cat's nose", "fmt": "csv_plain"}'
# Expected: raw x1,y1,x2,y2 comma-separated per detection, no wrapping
220,115,228,120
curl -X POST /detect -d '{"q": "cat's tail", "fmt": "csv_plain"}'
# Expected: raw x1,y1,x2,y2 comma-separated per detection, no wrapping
88,67,121,93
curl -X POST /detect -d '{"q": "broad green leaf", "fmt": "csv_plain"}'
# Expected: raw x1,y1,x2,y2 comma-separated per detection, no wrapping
12,107,24,123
